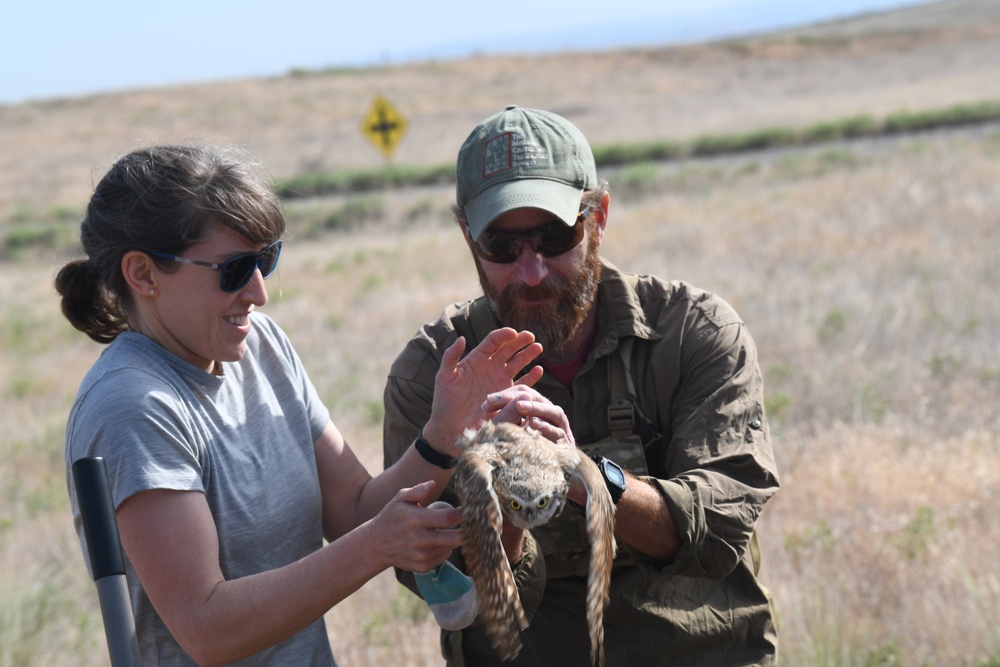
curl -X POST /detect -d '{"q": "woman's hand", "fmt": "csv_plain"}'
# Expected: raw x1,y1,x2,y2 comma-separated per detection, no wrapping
422,328,543,453
367,481,464,573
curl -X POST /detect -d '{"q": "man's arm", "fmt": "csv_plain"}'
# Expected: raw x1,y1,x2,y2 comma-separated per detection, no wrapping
647,320,780,577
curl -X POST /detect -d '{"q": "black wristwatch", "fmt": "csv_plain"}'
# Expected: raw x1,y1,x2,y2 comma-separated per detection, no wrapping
592,455,626,505
414,430,458,469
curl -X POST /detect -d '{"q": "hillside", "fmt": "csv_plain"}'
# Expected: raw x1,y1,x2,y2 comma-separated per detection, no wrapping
2,0,1000,218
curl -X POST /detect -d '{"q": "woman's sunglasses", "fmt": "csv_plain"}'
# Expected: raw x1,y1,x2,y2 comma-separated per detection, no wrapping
469,209,589,264
148,240,283,293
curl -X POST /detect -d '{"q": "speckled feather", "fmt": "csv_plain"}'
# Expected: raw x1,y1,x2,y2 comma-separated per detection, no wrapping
454,422,617,665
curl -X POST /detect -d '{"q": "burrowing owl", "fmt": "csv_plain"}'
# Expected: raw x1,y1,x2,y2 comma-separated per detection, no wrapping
454,421,617,666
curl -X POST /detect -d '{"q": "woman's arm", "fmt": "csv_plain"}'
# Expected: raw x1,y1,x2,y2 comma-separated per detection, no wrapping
342,328,544,528
117,460,460,666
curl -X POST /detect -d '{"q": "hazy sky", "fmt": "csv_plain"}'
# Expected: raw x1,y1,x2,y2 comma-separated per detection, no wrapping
1,0,926,105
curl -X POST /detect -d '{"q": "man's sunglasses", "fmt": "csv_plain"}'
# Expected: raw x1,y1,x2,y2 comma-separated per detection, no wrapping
148,240,282,293
470,209,589,264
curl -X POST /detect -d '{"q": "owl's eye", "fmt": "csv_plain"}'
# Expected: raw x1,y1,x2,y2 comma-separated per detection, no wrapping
509,499,522,511
537,498,548,509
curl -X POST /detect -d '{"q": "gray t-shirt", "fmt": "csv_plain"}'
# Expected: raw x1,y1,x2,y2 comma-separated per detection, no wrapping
66,312,336,666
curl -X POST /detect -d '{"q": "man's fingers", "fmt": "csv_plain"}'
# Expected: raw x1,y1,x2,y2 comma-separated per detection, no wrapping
471,327,520,358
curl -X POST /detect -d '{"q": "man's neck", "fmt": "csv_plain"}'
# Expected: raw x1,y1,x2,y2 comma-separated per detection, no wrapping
540,307,598,366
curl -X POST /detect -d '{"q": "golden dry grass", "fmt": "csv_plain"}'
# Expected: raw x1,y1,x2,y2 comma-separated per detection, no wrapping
2,2,1000,665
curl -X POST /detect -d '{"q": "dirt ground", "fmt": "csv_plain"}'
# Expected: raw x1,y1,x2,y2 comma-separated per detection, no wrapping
2,0,1000,217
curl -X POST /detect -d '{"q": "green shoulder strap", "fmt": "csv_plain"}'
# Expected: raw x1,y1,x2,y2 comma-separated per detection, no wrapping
608,274,640,439
607,336,637,440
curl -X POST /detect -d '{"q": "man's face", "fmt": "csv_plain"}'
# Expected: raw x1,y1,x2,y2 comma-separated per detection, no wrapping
469,207,602,355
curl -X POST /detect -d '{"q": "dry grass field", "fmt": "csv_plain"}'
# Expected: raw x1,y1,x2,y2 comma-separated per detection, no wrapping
2,1,1000,665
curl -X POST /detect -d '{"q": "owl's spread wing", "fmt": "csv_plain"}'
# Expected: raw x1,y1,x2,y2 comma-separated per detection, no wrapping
454,449,528,661
569,451,618,667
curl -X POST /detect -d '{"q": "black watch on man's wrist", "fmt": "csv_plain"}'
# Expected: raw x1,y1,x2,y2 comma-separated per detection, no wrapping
592,455,626,505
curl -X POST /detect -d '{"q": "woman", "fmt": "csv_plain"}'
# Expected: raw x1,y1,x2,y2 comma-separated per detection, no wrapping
57,144,556,666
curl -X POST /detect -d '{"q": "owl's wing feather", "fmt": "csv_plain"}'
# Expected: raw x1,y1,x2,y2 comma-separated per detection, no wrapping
454,449,527,661
568,451,617,667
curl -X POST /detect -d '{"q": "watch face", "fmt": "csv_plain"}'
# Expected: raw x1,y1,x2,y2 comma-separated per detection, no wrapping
603,459,626,487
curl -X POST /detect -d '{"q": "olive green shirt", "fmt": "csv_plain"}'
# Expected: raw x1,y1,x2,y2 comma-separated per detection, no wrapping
383,259,780,666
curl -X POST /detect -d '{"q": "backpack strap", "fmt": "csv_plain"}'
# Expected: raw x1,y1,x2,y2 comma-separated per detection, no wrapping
608,273,659,443
607,336,638,440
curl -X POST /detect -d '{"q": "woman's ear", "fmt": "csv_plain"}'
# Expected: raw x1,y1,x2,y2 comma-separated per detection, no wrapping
121,251,159,298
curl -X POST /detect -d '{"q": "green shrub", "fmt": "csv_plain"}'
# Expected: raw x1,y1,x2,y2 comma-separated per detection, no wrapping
268,99,1000,201
893,505,936,561
3,225,58,254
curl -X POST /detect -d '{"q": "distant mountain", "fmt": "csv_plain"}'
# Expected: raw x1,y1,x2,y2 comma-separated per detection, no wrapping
383,0,932,64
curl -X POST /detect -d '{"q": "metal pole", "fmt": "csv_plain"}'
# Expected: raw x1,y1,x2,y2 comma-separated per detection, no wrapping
72,456,141,667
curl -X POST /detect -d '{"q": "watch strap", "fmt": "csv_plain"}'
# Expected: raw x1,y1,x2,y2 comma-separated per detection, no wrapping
593,455,626,505
415,431,458,469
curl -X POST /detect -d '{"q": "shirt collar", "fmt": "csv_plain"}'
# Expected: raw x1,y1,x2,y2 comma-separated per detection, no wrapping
592,258,660,359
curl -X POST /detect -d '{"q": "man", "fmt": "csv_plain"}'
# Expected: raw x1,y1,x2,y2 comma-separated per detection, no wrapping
383,105,780,666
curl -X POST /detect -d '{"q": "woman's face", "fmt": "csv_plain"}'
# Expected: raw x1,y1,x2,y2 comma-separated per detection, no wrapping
142,225,272,372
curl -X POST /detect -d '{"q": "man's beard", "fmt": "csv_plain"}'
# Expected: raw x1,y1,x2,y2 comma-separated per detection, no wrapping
474,231,602,356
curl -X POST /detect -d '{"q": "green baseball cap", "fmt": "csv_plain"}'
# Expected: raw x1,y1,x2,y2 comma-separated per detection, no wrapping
456,105,597,241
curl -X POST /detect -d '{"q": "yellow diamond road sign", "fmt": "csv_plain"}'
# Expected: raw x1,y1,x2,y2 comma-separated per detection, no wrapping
361,96,408,159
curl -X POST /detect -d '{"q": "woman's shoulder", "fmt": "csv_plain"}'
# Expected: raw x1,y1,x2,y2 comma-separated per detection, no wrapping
247,310,296,351
73,334,194,414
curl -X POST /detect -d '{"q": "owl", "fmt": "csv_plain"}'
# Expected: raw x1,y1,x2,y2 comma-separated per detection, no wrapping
453,421,617,666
